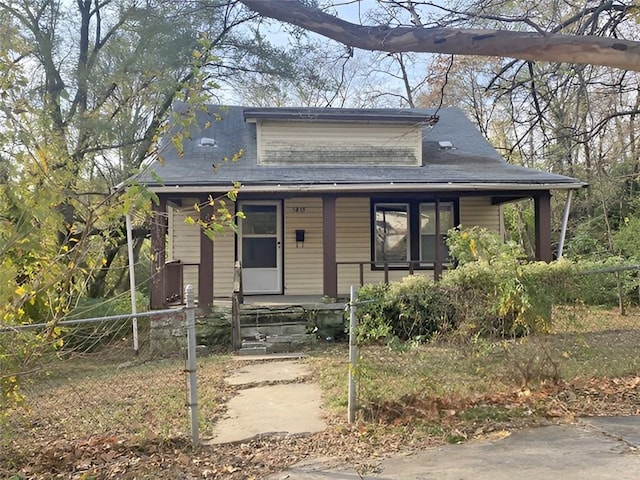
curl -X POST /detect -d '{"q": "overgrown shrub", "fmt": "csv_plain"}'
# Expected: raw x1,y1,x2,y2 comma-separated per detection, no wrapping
354,283,393,343
443,228,561,336
355,227,640,345
387,275,459,340
355,276,459,342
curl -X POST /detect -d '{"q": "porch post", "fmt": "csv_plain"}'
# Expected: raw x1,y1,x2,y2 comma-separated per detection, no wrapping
434,197,442,280
323,195,338,299
150,196,167,309
198,199,214,312
534,191,552,262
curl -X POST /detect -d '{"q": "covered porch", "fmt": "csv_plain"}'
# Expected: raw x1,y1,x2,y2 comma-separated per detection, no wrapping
149,189,557,311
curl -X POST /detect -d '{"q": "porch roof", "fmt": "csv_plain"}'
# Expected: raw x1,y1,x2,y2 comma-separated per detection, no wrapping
140,104,586,193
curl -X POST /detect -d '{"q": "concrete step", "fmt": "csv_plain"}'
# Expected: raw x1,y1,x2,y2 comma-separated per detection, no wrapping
238,334,316,355
238,345,268,356
241,323,308,338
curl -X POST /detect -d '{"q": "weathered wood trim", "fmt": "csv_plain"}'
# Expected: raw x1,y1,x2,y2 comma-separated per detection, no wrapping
199,199,214,312
434,197,442,280
150,196,167,309
323,195,338,299
534,191,552,262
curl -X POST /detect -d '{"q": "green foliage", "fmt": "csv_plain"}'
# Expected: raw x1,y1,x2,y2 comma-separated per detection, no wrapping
185,185,245,241
446,226,525,265
355,276,458,343
61,293,150,353
564,219,610,260
568,257,638,306
0,0,242,413
444,228,578,336
354,283,393,343
614,215,640,261
500,202,535,257
355,227,635,345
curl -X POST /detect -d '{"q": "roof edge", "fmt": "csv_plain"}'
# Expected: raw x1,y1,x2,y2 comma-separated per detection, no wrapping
243,108,439,125
146,181,588,194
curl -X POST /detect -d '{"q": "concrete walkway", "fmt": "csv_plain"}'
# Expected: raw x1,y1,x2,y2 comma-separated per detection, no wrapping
207,355,326,444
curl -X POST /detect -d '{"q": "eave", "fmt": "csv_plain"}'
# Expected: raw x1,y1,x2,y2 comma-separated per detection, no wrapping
147,181,587,194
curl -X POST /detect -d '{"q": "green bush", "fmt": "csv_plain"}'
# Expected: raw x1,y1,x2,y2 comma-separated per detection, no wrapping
355,276,459,342
444,229,581,336
354,283,393,343
355,227,640,345
386,275,459,340
62,292,150,352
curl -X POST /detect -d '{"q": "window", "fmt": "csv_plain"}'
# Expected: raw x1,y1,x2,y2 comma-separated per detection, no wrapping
374,204,409,263
372,199,457,269
420,202,454,265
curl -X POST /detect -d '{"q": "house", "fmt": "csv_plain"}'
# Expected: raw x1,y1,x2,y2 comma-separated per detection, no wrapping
140,104,586,309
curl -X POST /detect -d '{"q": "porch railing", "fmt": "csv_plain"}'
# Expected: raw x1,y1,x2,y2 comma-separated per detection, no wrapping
336,260,451,288
164,261,200,305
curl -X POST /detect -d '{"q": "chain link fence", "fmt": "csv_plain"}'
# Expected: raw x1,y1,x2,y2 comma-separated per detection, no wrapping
0,294,235,474
347,265,640,427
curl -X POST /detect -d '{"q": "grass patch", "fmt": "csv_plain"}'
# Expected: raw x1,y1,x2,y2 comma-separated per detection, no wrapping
4,353,235,447
306,306,640,434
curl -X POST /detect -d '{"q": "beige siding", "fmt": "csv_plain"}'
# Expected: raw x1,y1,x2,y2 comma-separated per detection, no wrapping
169,201,201,263
168,195,501,300
459,197,501,233
336,198,413,295
257,121,422,166
283,198,323,295
168,198,237,300
169,200,201,299
213,232,235,298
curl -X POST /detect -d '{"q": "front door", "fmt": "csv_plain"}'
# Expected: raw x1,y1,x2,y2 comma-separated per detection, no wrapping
238,201,283,294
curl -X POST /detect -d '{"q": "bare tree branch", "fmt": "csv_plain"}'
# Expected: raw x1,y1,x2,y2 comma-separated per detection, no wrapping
239,0,640,71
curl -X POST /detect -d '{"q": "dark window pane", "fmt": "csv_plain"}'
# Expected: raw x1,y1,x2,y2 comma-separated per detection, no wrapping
420,235,450,263
242,205,277,235
420,202,454,263
242,238,277,268
420,203,454,235
375,204,408,262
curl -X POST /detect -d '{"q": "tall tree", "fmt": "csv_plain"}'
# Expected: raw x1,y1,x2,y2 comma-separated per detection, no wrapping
0,0,293,408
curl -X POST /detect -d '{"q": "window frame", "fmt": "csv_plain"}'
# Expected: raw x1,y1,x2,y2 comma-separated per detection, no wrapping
370,197,459,271
373,202,411,265
419,201,455,267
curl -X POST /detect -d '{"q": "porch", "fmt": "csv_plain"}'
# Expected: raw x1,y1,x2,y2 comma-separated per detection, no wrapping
149,191,555,310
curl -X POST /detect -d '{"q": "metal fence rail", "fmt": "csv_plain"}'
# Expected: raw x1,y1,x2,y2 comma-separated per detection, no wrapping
348,263,640,424
1,288,202,456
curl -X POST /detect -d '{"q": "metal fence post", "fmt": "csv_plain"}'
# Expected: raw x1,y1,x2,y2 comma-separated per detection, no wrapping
185,285,200,446
348,285,358,423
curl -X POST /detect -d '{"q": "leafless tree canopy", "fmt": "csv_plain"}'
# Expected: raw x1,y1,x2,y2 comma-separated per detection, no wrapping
239,0,640,71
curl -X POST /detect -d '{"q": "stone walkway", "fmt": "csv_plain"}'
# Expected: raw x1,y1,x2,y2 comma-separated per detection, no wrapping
206,355,326,444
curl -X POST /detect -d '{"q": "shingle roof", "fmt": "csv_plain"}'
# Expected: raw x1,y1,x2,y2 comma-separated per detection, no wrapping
140,104,585,192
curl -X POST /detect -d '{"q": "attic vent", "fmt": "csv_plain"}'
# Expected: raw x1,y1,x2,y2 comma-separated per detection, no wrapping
199,137,217,147
439,141,455,149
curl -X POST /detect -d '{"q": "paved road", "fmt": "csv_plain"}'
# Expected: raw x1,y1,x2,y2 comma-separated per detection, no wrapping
268,417,640,479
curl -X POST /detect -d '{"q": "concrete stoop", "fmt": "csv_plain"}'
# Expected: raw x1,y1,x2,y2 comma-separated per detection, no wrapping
238,333,316,356
236,301,344,355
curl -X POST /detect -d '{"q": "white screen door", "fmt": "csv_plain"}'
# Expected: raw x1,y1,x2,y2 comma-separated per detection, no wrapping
238,201,282,294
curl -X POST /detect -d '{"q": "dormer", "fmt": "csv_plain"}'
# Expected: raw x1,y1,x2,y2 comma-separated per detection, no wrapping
243,108,438,167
